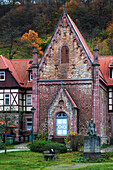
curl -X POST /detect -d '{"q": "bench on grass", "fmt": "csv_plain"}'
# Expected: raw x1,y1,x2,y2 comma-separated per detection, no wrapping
43,149,56,161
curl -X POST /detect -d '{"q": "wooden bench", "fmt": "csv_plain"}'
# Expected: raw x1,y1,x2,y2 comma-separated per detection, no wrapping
43,149,56,161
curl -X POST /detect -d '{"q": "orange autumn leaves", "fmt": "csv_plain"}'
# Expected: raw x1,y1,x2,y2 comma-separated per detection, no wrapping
21,30,43,57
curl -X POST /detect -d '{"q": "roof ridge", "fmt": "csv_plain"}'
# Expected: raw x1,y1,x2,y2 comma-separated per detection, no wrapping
67,14,93,63
11,58,33,61
64,88,77,108
10,60,22,83
0,55,9,68
99,69,107,84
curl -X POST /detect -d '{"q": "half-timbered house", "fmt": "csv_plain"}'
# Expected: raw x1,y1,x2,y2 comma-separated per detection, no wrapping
0,9,113,144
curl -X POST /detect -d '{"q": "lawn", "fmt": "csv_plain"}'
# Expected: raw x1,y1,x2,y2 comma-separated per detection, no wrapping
0,151,113,170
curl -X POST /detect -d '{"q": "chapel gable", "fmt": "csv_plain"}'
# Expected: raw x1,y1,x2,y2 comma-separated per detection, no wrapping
39,9,93,80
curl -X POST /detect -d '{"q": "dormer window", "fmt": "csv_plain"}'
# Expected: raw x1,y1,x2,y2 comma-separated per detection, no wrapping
110,68,113,78
30,71,32,81
109,62,113,78
61,46,69,64
0,71,5,81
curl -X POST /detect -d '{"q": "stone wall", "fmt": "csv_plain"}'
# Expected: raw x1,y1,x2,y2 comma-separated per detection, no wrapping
39,12,92,80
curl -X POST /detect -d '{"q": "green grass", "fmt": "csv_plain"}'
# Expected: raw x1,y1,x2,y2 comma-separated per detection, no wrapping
6,145,15,149
0,151,113,169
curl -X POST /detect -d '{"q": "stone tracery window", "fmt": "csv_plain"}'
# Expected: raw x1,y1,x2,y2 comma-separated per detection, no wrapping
61,46,69,64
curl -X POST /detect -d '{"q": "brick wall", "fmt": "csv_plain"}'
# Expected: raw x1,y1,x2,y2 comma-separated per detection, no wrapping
37,12,93,136
39,81,92,135
99,83,108,144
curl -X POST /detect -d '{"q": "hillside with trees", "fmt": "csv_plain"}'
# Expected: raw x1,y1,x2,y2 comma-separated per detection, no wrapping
0,0,113,59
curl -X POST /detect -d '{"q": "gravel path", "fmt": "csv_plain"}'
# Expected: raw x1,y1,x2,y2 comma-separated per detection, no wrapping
0,143,30,153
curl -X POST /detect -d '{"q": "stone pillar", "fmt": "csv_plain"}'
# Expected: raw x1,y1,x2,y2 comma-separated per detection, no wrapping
84,136,101,159
31,48,39,134
84,119,101,160
92,45,100,136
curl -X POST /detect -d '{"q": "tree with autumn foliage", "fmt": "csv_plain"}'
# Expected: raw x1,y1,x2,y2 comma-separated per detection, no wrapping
21,30,43,58
0,109,18,154
87,22,113,56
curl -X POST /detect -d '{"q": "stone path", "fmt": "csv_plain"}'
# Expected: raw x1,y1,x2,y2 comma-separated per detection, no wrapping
48,164,93,170
14,142,29,149
46,163,113,170
0,142,30,153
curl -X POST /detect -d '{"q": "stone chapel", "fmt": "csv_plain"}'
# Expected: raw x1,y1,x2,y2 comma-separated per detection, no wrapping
0,9,113,144
31,9,108,144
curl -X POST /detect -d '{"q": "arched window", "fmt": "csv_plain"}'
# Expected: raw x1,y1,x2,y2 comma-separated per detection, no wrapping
56,112,68,136
61,46,69,64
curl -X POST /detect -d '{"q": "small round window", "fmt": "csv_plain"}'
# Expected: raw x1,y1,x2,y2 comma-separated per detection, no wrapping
59,100,64,105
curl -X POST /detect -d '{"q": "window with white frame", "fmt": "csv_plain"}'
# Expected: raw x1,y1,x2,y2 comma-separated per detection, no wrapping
110,69,113,78
30,72,32,81
109,88,113,111
0,71,5,81
26,118,32,130
4,94,10,105
26,94,32,105
56,112,68,136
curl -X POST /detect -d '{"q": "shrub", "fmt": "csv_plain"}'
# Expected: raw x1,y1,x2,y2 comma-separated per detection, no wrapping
66,132,84,151
42,142,67,153
37,132,48,141
72,157,89,163
101,143,110,148
0,140,4,149
30,140,67,153
102,152,113,160
30,140,51,152
96,158,106,162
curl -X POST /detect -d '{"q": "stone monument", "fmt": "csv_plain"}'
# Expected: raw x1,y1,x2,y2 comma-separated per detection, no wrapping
84,119,101,159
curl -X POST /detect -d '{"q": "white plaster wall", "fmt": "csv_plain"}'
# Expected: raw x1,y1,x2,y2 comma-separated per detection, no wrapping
0,93,3,99
4,89,10,93
11,89,18,92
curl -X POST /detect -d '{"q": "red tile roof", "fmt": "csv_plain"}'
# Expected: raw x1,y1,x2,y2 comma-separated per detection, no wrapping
99,56,113,85
99,69,107,85
0,55,9,69
0,55,40,88
0,55,22,86
0,119,17,128
11,59,33,88
64,89,78,108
